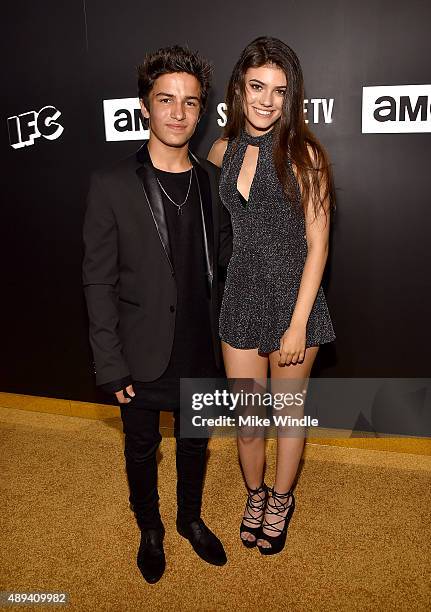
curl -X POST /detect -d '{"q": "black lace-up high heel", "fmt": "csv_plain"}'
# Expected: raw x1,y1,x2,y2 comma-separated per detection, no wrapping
240,483,269,548
257,488,295,555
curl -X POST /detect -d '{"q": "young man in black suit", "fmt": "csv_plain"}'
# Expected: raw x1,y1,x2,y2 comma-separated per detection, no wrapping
83,46,232,583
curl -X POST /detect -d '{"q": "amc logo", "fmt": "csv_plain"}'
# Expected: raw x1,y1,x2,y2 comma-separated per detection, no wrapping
103,98,149,142
362,85,431,133
7,106,64,149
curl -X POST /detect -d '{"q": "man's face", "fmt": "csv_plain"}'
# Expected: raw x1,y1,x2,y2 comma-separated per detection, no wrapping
140,72,202,148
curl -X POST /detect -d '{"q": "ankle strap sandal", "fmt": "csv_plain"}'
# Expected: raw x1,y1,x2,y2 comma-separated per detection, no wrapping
257,487,296,556
240,483,269,549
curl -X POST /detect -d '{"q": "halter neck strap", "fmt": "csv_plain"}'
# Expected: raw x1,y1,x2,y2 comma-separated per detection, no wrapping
240,128,274,147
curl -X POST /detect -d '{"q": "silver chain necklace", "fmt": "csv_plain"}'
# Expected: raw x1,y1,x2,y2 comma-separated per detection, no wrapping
156,168,193,216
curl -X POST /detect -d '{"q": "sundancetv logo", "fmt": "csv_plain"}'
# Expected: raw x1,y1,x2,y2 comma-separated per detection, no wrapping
103,98,149,141
217,98,335,126
362,85,431,133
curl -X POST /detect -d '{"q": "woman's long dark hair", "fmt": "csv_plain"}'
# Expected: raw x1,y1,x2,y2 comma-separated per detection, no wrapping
224,36,335,220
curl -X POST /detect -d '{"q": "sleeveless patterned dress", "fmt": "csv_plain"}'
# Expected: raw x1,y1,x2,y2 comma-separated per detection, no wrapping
218,128,335,353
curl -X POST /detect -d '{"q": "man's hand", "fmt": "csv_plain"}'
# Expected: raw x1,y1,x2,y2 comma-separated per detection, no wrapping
115,384,135,404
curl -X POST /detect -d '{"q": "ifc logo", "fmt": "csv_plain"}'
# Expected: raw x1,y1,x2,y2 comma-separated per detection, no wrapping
7,106,64,149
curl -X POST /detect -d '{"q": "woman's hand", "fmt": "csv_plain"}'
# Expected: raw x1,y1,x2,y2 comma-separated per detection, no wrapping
279,323,306,366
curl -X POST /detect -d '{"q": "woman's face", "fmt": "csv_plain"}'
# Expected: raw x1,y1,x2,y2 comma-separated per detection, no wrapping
242,63,287,136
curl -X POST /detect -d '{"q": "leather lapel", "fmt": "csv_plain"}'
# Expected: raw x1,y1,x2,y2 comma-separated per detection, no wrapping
136,142,173,271
190,153,214,290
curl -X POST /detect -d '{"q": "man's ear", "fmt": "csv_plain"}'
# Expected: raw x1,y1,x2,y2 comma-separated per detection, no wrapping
139,98,150,119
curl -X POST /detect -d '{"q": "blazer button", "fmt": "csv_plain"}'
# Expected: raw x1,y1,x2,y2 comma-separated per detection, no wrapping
170,305,175,312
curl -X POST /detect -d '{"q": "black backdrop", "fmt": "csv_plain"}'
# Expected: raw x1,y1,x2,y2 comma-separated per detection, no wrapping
2,0,430,403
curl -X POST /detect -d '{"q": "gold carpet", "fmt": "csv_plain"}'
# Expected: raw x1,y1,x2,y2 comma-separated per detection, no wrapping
1,405,430,611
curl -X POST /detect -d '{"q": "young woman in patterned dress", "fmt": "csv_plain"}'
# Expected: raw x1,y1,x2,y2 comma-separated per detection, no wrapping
208,36,336,555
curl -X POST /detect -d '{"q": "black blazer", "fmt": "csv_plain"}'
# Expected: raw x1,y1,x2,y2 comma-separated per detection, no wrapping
82,142,232,389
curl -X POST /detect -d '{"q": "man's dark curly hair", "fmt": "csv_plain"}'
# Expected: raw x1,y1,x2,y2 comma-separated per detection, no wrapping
137,45,212,116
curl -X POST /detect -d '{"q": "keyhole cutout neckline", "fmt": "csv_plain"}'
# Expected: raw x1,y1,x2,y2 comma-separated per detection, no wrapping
236,128,274,204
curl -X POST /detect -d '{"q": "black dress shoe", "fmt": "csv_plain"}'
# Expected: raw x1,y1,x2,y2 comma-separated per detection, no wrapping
176,518,227,566
137,527,166,584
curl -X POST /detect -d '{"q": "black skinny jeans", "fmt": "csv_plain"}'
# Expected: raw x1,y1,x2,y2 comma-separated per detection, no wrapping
120,396,209,531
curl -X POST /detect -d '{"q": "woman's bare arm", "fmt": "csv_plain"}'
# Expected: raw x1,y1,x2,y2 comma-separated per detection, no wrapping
207,138,228,168
279,148,331,365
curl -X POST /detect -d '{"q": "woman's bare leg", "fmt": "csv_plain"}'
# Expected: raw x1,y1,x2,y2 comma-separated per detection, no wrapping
257,346,319,549
222,341,268,543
